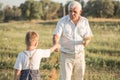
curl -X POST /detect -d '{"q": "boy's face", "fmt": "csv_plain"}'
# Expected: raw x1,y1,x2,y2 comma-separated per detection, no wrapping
28,38,39,47
32,37,39,47
35,40,38,48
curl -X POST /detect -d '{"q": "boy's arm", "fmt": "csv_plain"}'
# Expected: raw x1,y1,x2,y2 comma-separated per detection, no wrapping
50,43,60,53
14,69,21,80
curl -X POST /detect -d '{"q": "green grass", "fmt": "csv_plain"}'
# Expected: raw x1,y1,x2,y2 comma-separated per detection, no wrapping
0,20,120,80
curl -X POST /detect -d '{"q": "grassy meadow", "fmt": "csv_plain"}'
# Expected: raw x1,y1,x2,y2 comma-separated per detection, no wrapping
0,19,120,80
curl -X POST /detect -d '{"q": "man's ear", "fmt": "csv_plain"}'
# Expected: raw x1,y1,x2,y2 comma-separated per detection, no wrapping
80,10,82,15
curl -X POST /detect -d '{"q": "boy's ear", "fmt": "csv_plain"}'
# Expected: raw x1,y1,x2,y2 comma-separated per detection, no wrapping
35,41,38,47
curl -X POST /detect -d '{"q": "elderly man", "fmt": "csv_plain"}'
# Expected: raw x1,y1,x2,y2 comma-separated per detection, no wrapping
53,1,93,80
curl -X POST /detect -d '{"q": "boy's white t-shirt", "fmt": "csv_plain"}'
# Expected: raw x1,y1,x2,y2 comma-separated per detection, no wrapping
14,49,50,70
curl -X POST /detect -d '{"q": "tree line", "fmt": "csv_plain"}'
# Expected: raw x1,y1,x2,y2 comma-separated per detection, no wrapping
0,0,120,22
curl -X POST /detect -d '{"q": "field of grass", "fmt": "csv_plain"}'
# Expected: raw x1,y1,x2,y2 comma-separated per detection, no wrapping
0,19,120,80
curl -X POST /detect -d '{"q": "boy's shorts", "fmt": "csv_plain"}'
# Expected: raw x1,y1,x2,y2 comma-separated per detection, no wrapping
20,69,40,80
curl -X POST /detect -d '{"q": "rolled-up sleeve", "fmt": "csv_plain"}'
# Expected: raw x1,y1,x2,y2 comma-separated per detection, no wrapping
84,20,93,38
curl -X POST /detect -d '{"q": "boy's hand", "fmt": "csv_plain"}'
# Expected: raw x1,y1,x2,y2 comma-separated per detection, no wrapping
55,48,59,52
55,43,60,52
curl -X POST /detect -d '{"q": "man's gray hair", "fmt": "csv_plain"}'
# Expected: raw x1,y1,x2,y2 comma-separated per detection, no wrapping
68,1,82,11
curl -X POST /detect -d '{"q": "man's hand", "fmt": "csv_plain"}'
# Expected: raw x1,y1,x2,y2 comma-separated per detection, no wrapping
83,36,92,47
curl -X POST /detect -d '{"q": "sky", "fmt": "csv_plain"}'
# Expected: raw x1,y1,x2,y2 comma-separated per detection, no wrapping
0,0,68,7
0,0,26,7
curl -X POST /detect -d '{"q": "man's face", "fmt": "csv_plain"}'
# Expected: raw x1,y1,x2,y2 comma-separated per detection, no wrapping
69,6,82,21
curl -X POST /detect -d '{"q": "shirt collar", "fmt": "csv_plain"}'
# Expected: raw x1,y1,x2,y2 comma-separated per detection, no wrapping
67,15,83,23
66,15,71,22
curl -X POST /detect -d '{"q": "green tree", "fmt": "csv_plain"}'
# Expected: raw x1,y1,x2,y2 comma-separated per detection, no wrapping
101,0,113,17
41,0,61,20
20,1,32,19
0,10,3,22
84,0,114,18
0,3,4,22
30,1,43,19
83,0,94,17
12,6,21,20
113,1,120,17
20,0,43,20
3,6,13,22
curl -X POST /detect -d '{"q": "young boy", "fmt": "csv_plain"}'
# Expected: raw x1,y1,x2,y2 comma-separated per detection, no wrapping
14,31,59,80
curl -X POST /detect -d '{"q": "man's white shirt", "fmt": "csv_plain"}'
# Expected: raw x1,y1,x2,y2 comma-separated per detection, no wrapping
53,15,93,54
